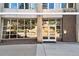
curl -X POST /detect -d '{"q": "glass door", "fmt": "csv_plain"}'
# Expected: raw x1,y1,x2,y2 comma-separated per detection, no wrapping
42,19,49,39
48,19,56,41
43,19,57,42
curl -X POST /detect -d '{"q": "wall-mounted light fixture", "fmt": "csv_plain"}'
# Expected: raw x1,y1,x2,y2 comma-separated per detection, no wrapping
64,30,67,34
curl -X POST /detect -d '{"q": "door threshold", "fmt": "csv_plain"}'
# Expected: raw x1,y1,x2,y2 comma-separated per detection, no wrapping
43,39,56,43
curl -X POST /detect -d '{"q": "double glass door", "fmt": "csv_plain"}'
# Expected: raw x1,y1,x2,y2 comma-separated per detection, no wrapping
42,19,61,42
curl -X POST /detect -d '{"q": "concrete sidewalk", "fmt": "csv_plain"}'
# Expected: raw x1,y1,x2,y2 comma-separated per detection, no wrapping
0,42,79,56
37,42,79,56
0,44,37,56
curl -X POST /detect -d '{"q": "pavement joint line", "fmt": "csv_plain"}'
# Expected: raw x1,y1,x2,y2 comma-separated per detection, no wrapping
42,44,46,56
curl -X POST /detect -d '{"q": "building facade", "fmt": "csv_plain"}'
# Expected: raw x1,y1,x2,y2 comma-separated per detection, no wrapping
0,3,78,43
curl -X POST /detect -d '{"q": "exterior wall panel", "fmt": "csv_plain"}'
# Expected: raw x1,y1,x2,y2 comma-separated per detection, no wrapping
62,15,76,42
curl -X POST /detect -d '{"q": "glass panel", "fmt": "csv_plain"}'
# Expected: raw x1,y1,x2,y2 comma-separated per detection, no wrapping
11,3,17,9
29,19,37,37
56,19,62,39
2,19,37,39
3,19,11,32
25,3,29,9
3,34,9,39
3,19,10,27
61,3,66,8
17,19,24,38
18,3,24,9
3,19,10,39
68,3,73,8
25,19,30,38
10,19,17,38
49,27,55,39
26,19,37,38
42,3,48,9
49,19,55,25
18,20,24,27
4,3,9,8
30,3,37,9
54,3,61,9
49,3,54,9
42,20,49,39
49,19,56,39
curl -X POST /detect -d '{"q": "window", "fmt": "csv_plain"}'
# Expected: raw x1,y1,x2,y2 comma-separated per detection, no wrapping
30,3,36,9
68,3,73,8
11,3,17,9
61,3,66,8
49,3,54,9
4,3,9,8
25,3,29,9
54,3,61,9
42,3,48,9
2,19,37,39
18,3,24,9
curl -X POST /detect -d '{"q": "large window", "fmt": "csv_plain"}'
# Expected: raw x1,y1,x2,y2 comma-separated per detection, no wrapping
18,3,24,9
68,3,74,8
54,3,61,9
25,3,29,9
61,3,66,8
2,19,37,39
49,3,54,9
42,3,63,9
61,3,74,8
4,3,9,8
42,3,48,9
11,3,17,9
30,3,37,9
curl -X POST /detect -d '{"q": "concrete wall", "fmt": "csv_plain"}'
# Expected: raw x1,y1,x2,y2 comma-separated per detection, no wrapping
76,4,79,12
37,3,43,42
0,3,4,12
76,4,79,42
76,15,79,42
0,16,2,42
1,3,76,12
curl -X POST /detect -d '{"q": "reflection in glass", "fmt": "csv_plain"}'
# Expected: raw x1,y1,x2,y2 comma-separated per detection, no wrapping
25,3,29,9
42,3,48,9
61,3,66,8
42,19,62,40
18,3,24,9
4,3,9,8
11,3,17,9
68,3,73,8
30,3,37,9
2,19,37,39
42,20,49,39
49,3,54,9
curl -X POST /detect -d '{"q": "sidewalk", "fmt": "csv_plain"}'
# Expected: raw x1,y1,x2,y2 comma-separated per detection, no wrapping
0,42,79,56
37,42,79,56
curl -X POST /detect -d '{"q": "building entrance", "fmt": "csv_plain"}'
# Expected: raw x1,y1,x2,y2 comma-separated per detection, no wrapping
42,19,62,42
